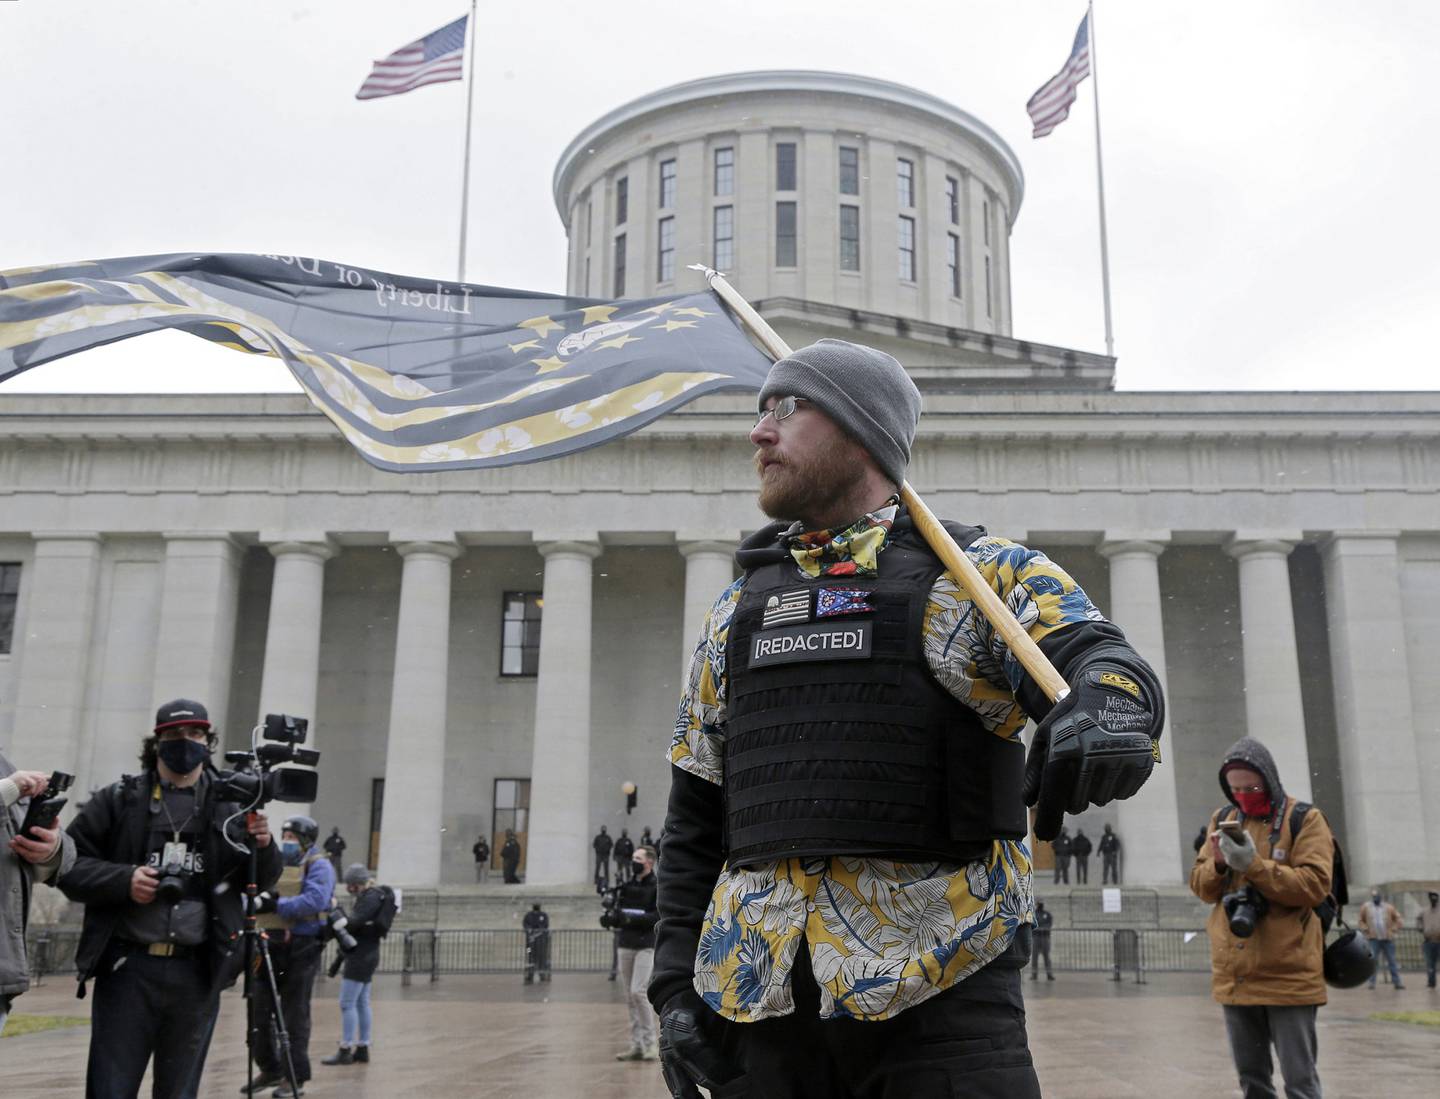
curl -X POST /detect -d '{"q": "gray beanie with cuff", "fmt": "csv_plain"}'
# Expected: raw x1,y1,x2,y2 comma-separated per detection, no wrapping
758,339,922,488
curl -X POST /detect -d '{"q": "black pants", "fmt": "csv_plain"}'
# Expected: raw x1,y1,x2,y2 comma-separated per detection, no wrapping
1102,854,1119,884
714,940,1041,1098
252,934,323,1084
1074,856,1088,884
1030,935,1053,978
1053,857,1069,884
594,853,610,885
86,947,220,1099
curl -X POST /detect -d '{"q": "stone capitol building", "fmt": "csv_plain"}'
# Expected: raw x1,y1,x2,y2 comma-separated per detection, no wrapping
1,72,1436,892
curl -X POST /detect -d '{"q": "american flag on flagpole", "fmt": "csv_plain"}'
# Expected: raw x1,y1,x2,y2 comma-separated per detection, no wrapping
356,15,468,101
1026,13,1091,138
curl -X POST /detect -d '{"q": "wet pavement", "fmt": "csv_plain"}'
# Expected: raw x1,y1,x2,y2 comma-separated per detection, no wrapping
7,970,1437,1097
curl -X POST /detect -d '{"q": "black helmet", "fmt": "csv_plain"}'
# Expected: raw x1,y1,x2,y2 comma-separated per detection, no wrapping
1323,928,1376,989
281,814,319,847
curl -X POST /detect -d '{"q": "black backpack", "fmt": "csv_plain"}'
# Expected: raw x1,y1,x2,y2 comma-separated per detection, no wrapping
372,885,399,938
1219,800,1348,934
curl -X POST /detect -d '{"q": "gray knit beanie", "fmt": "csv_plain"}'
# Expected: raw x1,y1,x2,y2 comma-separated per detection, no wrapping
758,339,921,487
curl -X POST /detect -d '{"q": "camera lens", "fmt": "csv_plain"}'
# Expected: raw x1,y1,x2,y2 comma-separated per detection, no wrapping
156,875,186,905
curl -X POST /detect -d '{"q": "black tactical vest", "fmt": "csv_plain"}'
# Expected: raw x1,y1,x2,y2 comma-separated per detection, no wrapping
723,521,1028,867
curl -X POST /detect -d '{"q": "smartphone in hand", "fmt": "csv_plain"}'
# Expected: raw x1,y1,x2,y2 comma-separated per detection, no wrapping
19,771,74,839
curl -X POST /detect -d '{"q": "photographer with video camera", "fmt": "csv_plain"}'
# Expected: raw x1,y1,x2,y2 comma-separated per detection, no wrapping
601,843,659,1062
320,864,397,1068
2,750,76,1035
247,813,336,1097
56,699,281,1099
1189,736,1335,1099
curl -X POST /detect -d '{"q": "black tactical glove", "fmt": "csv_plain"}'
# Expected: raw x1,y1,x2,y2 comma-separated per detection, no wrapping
599,909,618,931
253,891,278,915
1024,662,1160,841
659,988,738,1099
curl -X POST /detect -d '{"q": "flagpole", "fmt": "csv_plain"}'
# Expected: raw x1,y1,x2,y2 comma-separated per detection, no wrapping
689,264,1070,704
1088,0,1115,358
456,0,479,283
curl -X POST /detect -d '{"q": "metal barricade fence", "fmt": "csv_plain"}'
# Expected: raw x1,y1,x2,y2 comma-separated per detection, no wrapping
1140,930,1213,973
29,924,1432,983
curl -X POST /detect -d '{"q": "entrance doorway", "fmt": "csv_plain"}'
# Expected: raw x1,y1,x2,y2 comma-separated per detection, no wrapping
492,777,530,877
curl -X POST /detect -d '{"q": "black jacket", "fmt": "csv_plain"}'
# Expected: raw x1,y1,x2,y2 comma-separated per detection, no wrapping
649,514,1160,1013
612,871,658,950
58,769,283,996
340,885,394,983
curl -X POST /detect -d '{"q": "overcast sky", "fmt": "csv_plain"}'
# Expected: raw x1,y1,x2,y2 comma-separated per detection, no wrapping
3,0,1437,393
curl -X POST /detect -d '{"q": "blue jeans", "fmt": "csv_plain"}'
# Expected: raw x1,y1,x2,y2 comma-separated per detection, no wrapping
1368,938,1402,987
1422,941,1439,987
339,978,372,1047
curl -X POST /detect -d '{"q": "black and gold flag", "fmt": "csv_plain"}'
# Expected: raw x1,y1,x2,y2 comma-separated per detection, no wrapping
0,253,772,471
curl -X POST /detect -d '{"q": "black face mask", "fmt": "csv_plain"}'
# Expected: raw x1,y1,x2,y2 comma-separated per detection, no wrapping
157,738,210,775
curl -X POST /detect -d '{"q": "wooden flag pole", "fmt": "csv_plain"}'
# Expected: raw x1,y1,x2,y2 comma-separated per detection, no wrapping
690,264,1070,703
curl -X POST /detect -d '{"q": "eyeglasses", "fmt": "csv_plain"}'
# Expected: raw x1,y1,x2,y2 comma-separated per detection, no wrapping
753,395,809,428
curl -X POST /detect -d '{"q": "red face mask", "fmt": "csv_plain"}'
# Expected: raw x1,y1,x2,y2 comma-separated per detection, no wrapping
1234,791,1272,818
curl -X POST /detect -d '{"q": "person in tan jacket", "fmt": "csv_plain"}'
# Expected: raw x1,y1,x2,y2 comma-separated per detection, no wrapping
1358,889,1405,989
1419,891,1440,989
1190,736,1333,1099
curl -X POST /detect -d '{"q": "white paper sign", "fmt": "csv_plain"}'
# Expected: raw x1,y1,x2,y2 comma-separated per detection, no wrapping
1101,887,1123,914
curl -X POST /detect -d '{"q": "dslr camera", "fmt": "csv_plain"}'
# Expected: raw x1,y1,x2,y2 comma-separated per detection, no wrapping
1222,885,1270,938
597,882,622,930
213,713,319,808
155,850,189,906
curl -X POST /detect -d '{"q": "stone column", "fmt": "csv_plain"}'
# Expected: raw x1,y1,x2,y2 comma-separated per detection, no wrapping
257,540,334,815
377,541,461,887
678,540,736,680
1097,537,1183,883
1225,536,1312,800
152,534,242,723
525,540,602,885
1322,533,1428,884
10,534,103,783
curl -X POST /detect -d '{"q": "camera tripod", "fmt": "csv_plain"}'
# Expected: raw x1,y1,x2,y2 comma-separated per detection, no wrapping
239,833,304,1097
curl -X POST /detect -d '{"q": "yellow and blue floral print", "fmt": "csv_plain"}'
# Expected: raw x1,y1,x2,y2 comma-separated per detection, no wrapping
668,516,1099,1022
786,499,898,578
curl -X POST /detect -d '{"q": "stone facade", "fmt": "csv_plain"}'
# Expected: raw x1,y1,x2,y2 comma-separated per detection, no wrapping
1,389,1436,889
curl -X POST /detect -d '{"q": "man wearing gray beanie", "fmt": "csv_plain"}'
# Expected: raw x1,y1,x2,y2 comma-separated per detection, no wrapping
652,338,1166,1098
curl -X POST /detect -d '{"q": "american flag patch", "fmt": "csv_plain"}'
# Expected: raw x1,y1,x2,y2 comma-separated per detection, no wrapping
762,589,811,629
817,588,875,618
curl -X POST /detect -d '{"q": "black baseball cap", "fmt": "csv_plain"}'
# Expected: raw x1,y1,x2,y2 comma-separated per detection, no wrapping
154,699,211,732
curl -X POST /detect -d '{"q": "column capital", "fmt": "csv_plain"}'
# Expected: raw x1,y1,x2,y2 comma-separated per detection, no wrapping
1097,534,1169,560
678,539,737,559
536,540,602,561
395,540,462,561
1225,534,1300,560
265,538,337,562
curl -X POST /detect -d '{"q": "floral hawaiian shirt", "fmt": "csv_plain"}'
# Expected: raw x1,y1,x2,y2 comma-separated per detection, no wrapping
670,503,1106,1022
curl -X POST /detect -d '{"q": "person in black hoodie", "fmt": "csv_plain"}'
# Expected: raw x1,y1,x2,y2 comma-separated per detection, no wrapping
57,699,282,1099
321,864,397,1067
605,844,659,1061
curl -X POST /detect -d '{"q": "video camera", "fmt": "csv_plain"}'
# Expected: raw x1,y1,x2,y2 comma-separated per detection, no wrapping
213,713,319,808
